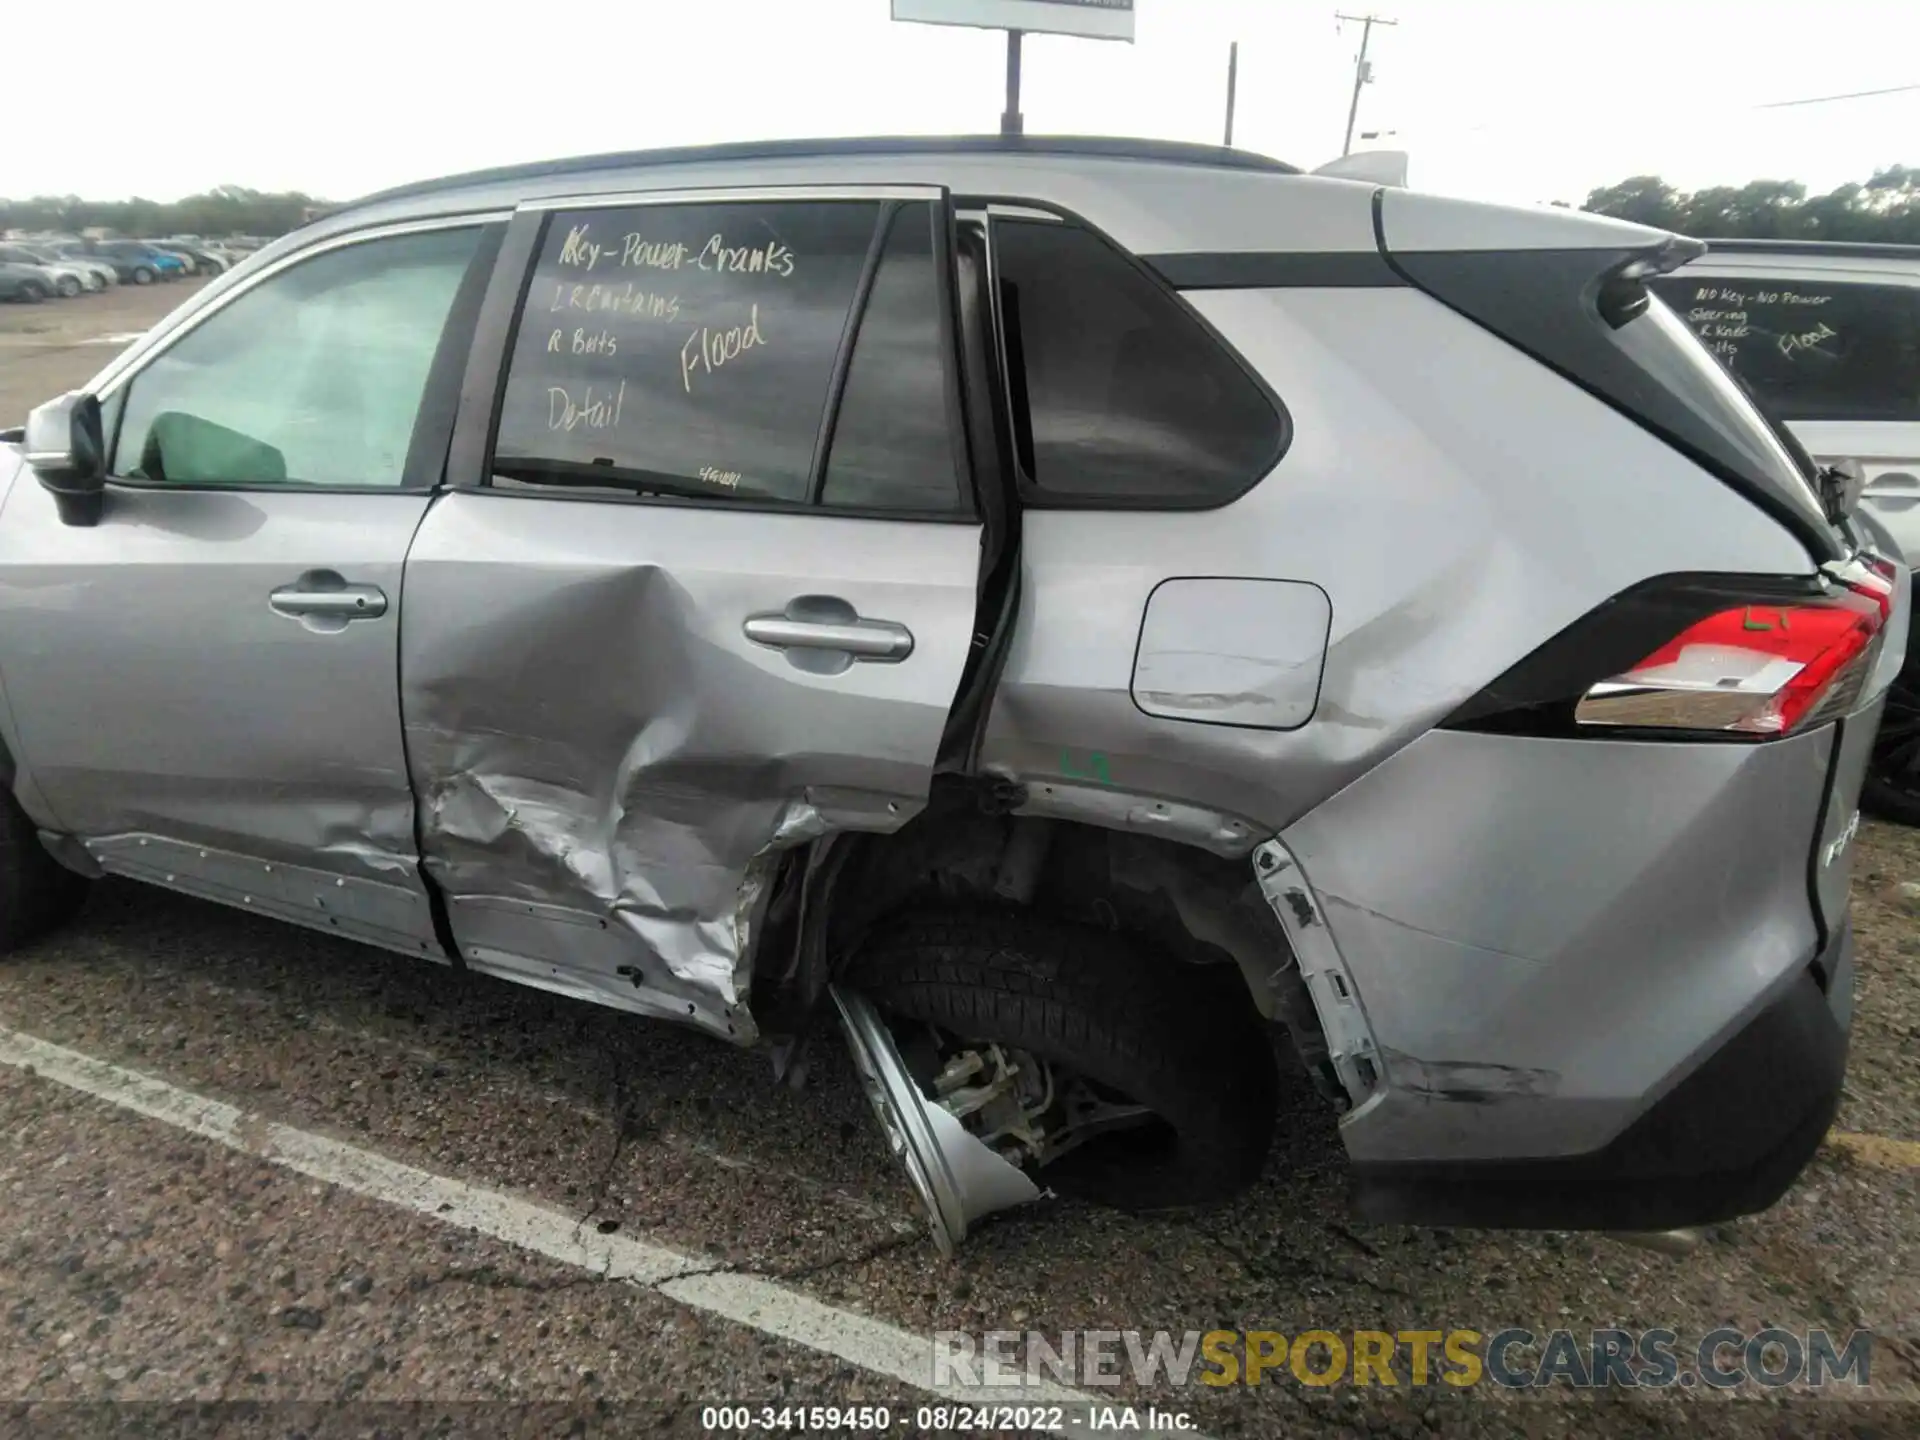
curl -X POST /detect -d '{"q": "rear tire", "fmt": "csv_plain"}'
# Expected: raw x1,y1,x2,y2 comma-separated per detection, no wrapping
847,908,1277,1211
18,281,46,304
132,267,153,286
0,790,90,953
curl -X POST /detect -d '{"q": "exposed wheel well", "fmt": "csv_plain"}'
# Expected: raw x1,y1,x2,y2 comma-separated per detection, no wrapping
753,779,1343,1103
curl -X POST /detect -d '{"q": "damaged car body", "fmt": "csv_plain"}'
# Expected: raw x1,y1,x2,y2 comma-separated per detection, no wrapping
0,136,1904,1249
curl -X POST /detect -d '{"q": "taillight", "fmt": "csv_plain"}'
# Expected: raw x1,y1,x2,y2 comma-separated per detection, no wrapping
1445,564,1898,741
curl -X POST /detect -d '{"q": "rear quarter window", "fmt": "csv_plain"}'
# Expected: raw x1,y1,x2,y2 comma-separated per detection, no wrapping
990,219,1285,508
1652,274,1920,424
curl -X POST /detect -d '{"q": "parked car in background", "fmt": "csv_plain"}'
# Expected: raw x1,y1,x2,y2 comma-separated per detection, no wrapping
155,240,229,274
145,244,201,276
0,137,1899,1252
12,245,114,290
140,246,192,278
0,261,53,303
1655,241,1920,823
68,241,181,285
0,246,91,299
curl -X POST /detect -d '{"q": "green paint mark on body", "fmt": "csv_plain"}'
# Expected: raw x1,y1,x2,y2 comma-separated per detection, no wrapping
1060,750,1114,786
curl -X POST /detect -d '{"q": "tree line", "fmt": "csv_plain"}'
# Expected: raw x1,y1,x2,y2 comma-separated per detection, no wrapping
0,185,326,239
1579,165,1919,243
5,166,1916,245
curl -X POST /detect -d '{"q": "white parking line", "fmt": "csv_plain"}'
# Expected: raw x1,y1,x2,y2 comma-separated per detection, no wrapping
0,1023,1198,1438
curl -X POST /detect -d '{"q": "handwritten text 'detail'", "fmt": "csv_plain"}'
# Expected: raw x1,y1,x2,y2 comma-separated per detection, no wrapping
547,381,626,432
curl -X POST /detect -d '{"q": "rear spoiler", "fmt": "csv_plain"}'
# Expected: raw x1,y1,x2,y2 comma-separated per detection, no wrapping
1311,150,1409,187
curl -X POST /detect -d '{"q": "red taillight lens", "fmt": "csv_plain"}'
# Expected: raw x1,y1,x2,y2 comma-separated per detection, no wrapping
1577,570,1892,737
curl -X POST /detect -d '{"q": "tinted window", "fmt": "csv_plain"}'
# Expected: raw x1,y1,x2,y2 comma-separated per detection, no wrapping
493,201,880,505
991,219,1282,506
1651,275,1920,424
113,226,479,487
821,206,962,512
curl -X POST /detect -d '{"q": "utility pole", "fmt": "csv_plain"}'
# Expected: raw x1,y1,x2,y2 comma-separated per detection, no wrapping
1335,12,1397,156
1223,41,1239,146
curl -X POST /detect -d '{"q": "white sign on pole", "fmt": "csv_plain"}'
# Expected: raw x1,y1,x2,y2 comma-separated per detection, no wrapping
891,0,1135,43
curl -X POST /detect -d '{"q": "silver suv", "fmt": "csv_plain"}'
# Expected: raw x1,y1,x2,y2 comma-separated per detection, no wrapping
0,138,1902,1250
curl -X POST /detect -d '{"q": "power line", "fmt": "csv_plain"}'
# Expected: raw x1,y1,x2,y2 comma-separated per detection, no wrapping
1755,81,1920,109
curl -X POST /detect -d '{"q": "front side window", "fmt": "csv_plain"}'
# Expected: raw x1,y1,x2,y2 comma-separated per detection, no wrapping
493,200,885,505
113,226,480,487
991,219,1285,507
1651,274,1920,424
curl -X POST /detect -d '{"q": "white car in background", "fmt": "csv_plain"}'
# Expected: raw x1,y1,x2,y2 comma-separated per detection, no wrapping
1654,240,1920,820
1653,242,1920,558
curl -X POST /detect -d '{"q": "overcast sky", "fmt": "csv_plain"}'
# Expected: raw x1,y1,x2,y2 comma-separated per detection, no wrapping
11,0,1918,207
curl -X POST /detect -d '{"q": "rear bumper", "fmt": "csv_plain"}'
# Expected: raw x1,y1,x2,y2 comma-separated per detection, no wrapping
1350,919,1851,1230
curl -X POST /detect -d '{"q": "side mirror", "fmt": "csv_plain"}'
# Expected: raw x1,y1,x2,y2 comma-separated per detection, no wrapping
25,391,107,528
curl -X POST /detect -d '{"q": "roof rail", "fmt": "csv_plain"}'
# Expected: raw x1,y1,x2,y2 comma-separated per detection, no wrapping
346,134,1300,211
1700,237,1920,260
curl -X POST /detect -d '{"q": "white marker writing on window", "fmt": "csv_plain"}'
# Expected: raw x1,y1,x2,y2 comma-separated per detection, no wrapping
680,305,767,394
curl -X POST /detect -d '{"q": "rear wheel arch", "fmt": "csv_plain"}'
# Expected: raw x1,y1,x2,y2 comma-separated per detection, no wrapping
752,781,1340,1100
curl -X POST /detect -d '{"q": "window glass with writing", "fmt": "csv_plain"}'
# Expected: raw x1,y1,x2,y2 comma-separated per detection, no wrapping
991,218,1283,506
1651,275,1920,424
494,201,881,502
821,205,962,513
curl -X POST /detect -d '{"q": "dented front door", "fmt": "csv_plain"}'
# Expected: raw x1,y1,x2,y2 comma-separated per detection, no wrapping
401,186,982,1041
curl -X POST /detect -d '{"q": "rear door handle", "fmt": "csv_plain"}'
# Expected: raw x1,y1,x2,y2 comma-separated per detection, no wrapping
270,570,388,631
744,615,915,660
744,596,914,670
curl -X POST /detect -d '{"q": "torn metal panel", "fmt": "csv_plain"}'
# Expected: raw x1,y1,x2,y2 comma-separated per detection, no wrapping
1251,837,1381,1113
398,492,982,1040
832,986,1043,1254
1006,774,1261,857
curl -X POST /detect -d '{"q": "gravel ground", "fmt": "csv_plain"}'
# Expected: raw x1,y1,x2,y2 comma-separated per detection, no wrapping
3,277,1919,1435
0,277,206,426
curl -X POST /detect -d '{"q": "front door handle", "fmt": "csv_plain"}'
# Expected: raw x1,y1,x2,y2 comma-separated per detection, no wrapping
744,596,915,672
270,570,388,632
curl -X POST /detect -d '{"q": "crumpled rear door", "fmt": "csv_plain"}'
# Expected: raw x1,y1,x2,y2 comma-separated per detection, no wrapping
401,185,982,1041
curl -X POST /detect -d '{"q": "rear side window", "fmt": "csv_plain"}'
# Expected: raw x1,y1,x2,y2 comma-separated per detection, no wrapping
1651,275,1920,424
493,199,964,512
990,219,1284,507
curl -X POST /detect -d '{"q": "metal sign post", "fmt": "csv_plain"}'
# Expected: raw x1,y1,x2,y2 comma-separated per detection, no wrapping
893,0,1136,135
1004,29,1025,135
1224,40,1238,146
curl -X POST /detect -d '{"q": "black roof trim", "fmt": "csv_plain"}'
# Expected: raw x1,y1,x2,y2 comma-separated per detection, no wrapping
1699,237,1920,261
1145,249,1403,290
345,135,1299,211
